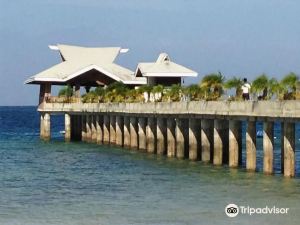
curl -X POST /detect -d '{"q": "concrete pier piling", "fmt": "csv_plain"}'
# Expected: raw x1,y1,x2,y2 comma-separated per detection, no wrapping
64,114,71,142
103,115,110,144
201,119,213,162
167,117,176,157
188,118,201,161
213,119,229,166
81,116,86,142
138,117,147,151
38,101,300,178
109,115,116,145
123,116,130,148
246,121,256,171
40,113,51,141
228,120,242,167
70,115,80,141
91,115,97,143
263,121,274,174
96,115,103,144
130,117,138,149
156,117,166,155
146,117,156,153
176,118,187,159
115,115,123,146
85,115,91,142
283,122,295,177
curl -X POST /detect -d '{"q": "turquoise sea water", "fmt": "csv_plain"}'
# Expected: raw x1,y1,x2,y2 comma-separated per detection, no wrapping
0,106,300,225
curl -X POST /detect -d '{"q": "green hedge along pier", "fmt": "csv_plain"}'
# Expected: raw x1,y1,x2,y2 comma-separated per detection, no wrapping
26,45,299,178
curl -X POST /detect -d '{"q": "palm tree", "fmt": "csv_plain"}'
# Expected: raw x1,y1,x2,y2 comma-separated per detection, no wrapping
200,72,225,100
251,74,269,100
184,84,203,101
58,85,73,97
150,85,163,102
281,72,299,100
224,77,243,99
163,84,182,102
104,82,129,102
137,85,153,102
268,78,284,100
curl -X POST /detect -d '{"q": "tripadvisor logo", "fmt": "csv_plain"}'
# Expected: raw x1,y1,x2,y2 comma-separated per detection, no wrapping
225,204,239,217
225,204,289,218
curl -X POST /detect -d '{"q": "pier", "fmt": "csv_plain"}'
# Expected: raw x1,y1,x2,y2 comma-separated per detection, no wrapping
39,100,299,178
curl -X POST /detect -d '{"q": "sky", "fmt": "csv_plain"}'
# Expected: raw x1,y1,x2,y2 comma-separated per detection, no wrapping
0,0,300,105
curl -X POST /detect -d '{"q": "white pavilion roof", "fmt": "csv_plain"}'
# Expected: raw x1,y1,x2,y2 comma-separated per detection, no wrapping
25,45,147,85
135,53,198,77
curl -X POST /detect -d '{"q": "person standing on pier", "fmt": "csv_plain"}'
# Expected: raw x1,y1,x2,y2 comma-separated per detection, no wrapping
241,78,251,100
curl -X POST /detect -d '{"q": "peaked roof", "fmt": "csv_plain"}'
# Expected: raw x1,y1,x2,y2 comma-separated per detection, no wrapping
136,53,198,77
57,45,121,63
25,45,147,85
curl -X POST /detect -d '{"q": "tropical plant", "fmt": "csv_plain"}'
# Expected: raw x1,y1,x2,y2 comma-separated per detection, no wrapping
268,78,284,100
58,85,73,97
281,72,299,100
224,77,243,99
251,74,269,100
163,84,182,102
151,85,164,102
104,82,129,102
199,72,225,100
183,84,204,101
82,91,99,103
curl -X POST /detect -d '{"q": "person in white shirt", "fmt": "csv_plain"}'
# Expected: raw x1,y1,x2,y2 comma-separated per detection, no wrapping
241,78,251,100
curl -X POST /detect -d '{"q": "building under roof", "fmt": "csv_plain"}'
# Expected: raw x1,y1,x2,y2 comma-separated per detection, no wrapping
135,53,198,86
